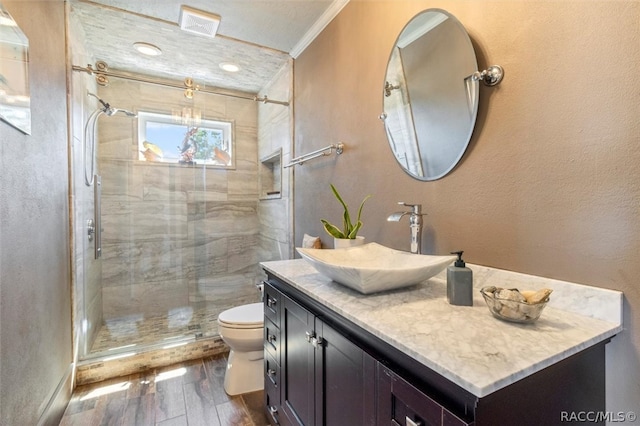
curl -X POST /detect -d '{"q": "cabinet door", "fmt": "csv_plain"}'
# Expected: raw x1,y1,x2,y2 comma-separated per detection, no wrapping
281,295,316,426
315,319,376,426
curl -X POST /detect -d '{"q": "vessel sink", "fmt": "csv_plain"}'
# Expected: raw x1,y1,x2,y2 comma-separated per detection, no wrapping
296,243,456,294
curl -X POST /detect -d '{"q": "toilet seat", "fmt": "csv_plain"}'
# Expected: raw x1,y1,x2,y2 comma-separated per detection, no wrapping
218,302,264,329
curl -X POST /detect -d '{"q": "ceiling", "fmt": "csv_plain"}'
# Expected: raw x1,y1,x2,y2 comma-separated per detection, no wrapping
70,0,347,94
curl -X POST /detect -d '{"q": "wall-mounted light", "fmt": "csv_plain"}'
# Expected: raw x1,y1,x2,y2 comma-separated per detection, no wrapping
133,42,162,56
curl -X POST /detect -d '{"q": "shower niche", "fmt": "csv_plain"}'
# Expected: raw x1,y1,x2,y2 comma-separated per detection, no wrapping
259,149,282,199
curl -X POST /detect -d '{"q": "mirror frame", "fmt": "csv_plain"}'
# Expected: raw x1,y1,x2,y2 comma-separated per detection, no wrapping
382,9,478,181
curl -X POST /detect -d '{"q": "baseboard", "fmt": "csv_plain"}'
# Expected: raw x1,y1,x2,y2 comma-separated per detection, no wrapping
37,362,74,426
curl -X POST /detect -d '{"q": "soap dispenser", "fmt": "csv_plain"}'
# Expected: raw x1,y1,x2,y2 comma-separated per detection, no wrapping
447,251,473,306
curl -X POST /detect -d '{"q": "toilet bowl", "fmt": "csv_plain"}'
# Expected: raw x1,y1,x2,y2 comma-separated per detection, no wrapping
218,302,264,395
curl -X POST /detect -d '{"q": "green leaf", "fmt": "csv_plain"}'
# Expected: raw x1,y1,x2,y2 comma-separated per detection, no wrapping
347,221,363,239
355,195,371,225
330,184,352,232
321,219,346,239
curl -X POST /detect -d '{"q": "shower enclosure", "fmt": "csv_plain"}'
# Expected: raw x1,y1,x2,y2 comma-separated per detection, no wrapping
69,64,293,367
65,3,293,385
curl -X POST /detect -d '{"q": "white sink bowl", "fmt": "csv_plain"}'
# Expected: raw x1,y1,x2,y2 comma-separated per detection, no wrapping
296,243,456,294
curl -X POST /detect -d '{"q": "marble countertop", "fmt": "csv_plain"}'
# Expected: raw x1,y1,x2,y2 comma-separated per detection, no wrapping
261,259,623,398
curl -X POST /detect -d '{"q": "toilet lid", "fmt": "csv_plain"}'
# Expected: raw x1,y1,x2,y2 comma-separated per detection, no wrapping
218,302,264,328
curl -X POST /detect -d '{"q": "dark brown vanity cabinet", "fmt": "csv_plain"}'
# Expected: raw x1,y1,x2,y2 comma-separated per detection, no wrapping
264,273,608,426
264,281,376,426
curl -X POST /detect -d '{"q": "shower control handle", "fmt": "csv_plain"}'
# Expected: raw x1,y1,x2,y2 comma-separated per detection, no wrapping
87,219,95,242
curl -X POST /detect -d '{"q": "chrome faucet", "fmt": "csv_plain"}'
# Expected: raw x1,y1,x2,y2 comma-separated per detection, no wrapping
387,202,426,254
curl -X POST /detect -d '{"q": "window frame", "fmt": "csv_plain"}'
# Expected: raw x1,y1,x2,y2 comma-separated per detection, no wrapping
136,110,235,169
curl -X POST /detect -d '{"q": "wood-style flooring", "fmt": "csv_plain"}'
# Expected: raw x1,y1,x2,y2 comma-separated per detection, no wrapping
59,353,269,426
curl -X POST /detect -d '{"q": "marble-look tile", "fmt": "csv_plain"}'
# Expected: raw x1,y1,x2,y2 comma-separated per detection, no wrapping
262,259,623,398
258,201,289,243
227,235,260,272
101,198,188,243
102,278,189,319
189,275,260,306
100,239,189,287
257,237,290,263
189,201,260,237
99,159,144,200
228,170,259,200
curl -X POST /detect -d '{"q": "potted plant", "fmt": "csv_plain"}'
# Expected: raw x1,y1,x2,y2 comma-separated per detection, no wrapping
321,184,371,249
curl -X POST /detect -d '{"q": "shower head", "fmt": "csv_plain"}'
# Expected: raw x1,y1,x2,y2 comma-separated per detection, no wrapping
105,107,137,117
87,91,136,118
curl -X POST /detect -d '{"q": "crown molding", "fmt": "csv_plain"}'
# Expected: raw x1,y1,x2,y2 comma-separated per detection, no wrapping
289,0,350,58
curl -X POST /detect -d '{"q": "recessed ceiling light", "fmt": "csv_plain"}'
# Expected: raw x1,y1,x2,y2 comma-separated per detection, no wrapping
133,42,162,56
219,62,240,73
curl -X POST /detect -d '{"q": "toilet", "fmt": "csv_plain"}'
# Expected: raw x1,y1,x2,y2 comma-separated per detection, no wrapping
217,302,264,395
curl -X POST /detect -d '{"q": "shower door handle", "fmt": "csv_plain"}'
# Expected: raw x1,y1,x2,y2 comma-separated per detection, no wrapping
94,174,102,259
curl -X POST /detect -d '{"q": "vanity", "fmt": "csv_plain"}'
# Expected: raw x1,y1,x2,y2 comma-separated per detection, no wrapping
260,259,622,426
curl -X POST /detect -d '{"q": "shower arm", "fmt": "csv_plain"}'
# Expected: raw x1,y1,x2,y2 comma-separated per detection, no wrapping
87,92,110,112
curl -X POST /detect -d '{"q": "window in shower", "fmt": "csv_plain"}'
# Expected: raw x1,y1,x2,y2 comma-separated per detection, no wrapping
137,110,234,168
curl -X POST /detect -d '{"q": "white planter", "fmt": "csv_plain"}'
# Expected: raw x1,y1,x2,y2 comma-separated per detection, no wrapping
333,236,365,249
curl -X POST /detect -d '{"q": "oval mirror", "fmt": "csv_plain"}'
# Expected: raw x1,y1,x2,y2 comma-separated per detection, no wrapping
382,9,479,181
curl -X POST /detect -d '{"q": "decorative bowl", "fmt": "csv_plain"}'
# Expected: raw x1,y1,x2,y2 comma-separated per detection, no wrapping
296,243,456,294
480,286,552,324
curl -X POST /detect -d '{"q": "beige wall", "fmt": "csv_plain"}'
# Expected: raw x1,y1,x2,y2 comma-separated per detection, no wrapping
294,0,640,415
0,1,72,424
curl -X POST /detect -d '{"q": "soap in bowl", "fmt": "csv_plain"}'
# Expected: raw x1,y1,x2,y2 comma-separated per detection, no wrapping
480,286,553,323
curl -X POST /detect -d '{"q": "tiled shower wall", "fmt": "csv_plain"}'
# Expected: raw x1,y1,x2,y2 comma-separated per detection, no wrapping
258,61,294,263
97,79,262,320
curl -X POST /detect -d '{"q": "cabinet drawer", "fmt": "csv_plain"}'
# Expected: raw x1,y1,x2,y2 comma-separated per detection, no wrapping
264,284,281,326
265,352,281,390
379,365,473,426
264,318,281,360
265,386,281,425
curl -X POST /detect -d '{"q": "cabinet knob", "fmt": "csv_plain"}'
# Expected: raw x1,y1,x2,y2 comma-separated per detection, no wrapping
305,331,314,342
268,334,277,343
267,297,277,308
267,368,276,376
269,405,278,414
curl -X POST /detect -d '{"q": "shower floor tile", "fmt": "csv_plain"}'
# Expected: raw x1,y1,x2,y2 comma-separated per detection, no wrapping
90,305,221,354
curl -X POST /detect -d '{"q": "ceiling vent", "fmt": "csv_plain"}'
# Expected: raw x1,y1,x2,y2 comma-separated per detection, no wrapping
179,6,220,38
